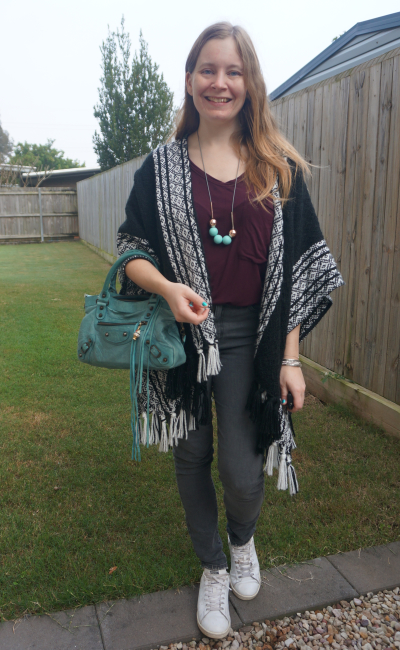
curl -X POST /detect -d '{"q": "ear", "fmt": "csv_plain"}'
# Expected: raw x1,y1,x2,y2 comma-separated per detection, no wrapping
186,71,193,96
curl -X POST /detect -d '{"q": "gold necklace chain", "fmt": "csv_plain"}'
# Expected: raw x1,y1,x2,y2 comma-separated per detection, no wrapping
196,130,241,245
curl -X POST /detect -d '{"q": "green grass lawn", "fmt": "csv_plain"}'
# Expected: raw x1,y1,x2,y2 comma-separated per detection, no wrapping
0,242,399,623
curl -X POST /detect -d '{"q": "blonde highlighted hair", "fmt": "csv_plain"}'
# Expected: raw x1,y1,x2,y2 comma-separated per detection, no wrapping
174,22,310,205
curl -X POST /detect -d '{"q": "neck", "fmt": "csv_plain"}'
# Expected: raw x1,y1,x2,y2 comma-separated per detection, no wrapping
197,117,240,149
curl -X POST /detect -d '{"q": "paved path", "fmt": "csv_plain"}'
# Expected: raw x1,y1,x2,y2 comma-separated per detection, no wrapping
1,542,399,650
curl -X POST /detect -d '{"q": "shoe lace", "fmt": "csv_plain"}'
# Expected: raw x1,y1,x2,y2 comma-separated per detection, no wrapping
203,572,230,613
232,541,257,579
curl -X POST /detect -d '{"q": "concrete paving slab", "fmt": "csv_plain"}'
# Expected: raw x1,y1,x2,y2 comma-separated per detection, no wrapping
230,557,358,624
97,584,241,650
327,541,400,594
0,605,103,650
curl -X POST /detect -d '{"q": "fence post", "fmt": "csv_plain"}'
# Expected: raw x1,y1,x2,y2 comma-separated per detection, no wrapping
38,187,44,242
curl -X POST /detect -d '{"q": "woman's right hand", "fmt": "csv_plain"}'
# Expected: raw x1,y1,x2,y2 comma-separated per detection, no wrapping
162,282,209,325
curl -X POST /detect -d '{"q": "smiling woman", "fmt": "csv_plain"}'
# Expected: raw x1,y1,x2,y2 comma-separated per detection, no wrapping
114,21,344,640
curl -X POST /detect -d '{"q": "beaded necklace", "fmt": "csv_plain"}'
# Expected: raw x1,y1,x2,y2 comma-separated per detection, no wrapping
197,131,241,246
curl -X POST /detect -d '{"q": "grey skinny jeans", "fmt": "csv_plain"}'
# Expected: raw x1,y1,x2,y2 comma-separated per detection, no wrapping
173,304,265,569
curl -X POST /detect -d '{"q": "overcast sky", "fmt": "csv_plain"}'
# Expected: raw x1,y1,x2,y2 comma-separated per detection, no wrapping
1,0,398,168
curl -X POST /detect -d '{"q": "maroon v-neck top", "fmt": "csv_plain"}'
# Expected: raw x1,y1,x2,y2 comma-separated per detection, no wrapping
190,160,274,307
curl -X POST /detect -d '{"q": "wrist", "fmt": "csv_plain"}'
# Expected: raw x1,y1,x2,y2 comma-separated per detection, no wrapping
158,279,175,301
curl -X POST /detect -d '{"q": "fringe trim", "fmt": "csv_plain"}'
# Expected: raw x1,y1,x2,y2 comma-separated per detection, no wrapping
247,381,299,495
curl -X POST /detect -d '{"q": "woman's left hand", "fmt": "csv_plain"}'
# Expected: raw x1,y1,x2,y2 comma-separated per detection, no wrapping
279,366,306,413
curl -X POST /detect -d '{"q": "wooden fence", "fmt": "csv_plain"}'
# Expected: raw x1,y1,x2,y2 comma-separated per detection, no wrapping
270,45,400,404
0,187,78,243
77,156,146,264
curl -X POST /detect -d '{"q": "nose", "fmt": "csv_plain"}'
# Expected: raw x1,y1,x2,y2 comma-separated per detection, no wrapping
212,70,228,90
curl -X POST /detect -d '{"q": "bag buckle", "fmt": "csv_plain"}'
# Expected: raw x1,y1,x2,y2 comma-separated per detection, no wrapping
150,344,161,359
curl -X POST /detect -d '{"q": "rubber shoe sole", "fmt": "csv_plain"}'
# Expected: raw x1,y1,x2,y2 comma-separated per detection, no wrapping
196,613,231,639
230,579,261,601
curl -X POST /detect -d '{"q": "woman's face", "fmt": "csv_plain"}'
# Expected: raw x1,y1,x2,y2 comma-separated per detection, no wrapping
186,37,247,127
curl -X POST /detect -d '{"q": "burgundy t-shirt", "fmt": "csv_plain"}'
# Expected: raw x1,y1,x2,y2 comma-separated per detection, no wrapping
190,160,274,306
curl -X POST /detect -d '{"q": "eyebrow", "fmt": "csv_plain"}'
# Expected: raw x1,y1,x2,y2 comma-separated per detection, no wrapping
198,62,244,70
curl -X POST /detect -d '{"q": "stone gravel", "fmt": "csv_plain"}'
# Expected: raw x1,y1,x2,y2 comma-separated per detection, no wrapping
152,587,400,650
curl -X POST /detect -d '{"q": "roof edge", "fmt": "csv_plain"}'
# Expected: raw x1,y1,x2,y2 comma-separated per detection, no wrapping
269,10,400,100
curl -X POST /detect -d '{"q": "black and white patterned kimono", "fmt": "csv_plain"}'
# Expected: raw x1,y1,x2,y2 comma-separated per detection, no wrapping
117,138,345,494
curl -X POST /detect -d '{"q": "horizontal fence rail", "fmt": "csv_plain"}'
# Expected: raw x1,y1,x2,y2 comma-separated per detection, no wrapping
0,187,78,242
77,156,146,264
270,45,400,404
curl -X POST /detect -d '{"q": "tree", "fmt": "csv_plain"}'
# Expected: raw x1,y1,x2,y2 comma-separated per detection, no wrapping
9,139,84,170
93,18,175,170
0,119,13,163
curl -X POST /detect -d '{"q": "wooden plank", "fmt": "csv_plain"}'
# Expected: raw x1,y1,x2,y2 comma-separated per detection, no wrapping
324,77,350,373
309,83,332,366
334,70,362,382
301,355,400,438
371,57,400,395
280,97,289,140
342,68,371,383
367,58,395,395
383,58,400,402
352,64,382,390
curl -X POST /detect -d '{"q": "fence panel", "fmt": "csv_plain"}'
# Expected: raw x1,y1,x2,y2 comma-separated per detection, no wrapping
0,187,78,242
77,156,146,263
270,46,400,403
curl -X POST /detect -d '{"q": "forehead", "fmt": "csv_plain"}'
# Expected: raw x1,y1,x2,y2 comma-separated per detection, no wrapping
196,37,243,68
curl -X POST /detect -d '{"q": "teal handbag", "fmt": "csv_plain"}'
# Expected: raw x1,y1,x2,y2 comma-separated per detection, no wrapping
77,249,187,459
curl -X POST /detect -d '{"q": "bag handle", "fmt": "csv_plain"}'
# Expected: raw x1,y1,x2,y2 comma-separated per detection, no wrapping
100,249,159,298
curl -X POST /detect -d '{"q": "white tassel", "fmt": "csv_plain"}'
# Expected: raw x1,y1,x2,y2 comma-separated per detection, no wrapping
177,409,187,440
197,351,207,382
206,344,222,375
264,441,279,476
277,450,288,491
288,463,299,496
153,415,160,444
139,413,148,445
158,419,169,453
189,412,196,431
169,413,176,446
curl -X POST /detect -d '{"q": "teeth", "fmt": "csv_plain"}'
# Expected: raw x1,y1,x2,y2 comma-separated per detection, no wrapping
207,97,230,103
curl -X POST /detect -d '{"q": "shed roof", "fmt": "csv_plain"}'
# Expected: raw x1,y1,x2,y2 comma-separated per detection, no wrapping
269,11,400,100
21,166,100,180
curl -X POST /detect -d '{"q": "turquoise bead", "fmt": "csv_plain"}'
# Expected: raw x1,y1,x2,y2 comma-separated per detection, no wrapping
209,227,218,237
222,235,232,245
214,234,223,244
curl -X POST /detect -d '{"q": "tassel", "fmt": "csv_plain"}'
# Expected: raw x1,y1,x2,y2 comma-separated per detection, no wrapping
189,412,196,431
288,463,299,496
277,449,288,490
169,413,176,446
158,419,169,452
264,441,279,476
177,408,187,440
139,413,147,445
206,344,222,375
196,351,207,382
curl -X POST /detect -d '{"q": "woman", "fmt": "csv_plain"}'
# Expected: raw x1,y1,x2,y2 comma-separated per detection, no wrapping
116,23,344,639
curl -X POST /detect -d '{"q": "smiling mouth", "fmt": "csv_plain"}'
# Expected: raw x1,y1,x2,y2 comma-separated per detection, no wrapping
205,97,232,103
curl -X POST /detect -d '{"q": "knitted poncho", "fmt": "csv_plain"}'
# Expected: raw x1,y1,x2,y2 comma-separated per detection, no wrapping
117,138,345,494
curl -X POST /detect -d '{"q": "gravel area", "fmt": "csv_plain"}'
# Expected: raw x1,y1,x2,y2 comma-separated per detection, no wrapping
153,587,400,650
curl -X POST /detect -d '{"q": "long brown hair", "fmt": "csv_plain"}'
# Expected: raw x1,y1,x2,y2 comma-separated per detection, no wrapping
174,22,310,205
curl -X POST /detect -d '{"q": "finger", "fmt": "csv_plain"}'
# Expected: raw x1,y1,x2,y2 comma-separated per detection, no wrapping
288,391,304,413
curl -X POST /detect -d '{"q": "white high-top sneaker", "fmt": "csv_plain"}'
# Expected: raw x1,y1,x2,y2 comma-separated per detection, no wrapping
228,535,261,600
197,568,231,639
